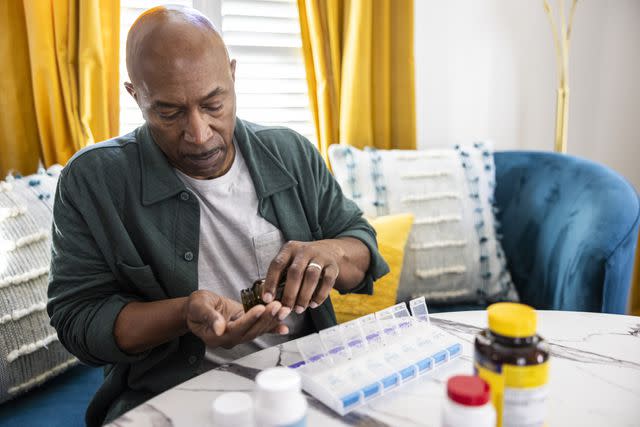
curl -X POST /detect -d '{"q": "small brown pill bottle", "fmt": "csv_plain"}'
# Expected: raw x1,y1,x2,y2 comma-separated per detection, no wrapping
474,302,550,427
240,278,286,312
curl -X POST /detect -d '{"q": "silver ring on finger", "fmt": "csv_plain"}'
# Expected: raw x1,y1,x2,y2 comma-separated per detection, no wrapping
306,261,323,272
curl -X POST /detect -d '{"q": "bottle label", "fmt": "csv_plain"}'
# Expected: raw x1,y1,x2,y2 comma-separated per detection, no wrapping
475,358,548,427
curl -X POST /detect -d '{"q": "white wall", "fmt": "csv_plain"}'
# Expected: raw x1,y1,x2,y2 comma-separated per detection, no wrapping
415,0,640,190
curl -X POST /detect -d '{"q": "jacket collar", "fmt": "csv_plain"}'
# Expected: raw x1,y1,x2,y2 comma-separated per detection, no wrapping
138,119,297,206
233,118,297,199
138,124,185,206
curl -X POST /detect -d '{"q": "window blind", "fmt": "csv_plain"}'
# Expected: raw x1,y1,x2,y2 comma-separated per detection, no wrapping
222,0,315,142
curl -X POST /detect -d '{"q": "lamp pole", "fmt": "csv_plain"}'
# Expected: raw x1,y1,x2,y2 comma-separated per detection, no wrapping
544,0,578,154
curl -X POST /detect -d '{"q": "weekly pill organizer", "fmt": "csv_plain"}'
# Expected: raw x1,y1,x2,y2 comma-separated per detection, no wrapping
287,297,462,415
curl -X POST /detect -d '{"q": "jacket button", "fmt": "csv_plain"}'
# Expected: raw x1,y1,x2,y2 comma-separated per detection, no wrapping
180,191,190,201
188,355,197,365
184,251,194,261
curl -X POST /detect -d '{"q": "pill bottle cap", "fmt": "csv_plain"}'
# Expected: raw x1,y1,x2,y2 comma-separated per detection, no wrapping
447,375,491,406
488,302,537,338
255,367,303,407
211,392,254,426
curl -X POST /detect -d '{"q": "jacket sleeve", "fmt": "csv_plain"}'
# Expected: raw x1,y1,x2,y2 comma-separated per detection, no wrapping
47,169,150,366
303,139,390,295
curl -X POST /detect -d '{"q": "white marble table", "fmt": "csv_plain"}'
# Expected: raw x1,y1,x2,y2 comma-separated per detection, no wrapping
107,311,640,427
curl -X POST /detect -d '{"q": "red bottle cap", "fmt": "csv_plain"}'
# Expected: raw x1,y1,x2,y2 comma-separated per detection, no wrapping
447,375,491,406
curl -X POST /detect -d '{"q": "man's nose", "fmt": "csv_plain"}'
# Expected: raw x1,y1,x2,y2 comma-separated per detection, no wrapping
184,110,213,144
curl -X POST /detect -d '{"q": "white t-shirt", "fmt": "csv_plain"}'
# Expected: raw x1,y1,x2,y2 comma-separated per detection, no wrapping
175,141,309,365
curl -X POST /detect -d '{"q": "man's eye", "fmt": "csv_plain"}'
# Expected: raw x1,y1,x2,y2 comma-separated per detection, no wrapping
158,111,181,120
204,104,222,112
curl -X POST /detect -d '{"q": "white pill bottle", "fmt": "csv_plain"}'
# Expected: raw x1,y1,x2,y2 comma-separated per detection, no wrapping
212,392,255,427
255,367,308,427
441,375,496,427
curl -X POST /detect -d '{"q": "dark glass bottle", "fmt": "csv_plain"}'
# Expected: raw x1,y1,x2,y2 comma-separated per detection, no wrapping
474,303,550,427
240,278,286,312
475,330,550,370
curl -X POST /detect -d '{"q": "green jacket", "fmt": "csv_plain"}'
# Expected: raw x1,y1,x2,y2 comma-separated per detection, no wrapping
47,118,389,426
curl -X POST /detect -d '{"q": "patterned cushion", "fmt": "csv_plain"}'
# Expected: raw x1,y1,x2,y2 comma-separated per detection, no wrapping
0,166,77,403
328,143,518,306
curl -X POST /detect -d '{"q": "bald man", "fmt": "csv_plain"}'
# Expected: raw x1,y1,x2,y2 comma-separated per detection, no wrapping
47,6,388,426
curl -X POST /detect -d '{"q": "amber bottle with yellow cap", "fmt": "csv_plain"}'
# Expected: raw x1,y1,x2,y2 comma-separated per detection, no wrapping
474,303,550,427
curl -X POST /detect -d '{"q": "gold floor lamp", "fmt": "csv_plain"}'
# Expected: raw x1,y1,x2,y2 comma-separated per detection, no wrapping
543,0,579,154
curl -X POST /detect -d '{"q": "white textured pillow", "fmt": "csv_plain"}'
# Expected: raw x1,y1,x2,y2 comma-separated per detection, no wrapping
328,143,518,305
0,166,77,403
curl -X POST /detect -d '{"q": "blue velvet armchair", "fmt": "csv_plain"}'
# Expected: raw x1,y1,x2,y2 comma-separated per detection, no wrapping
1,151,638,427
494,151,640,314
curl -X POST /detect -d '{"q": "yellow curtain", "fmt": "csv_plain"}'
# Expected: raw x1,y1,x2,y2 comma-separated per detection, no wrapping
297,0,416,160
0,0,120,177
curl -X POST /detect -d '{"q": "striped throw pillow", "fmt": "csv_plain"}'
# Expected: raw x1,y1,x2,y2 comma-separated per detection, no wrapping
328,143,518,306
0,166,77,403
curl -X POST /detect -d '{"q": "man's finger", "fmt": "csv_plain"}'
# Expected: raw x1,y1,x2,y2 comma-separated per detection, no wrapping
310,263,339,308
279,252,310,311
267,323,289,335
266,301,282,317
249,302,281,337
262,242,295,303
294,260,324,313
241,305,282,341
210,310,226,336
226,304,266,338
272,324,289,335
187,299,227,336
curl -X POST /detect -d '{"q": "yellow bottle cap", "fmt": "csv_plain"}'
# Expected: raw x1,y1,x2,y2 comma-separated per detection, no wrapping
487,302,537,338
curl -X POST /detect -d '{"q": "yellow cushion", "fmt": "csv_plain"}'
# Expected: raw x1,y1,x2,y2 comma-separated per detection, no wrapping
330,213,414,323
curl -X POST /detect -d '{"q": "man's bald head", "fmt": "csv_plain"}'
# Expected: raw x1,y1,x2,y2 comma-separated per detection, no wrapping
126,5,229,86
124,5,238,180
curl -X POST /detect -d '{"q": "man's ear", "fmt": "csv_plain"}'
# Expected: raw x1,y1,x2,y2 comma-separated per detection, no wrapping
124,82,137,103
230,59,236,82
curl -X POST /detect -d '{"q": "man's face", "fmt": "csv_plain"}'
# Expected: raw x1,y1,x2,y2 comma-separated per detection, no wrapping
127,47,237,179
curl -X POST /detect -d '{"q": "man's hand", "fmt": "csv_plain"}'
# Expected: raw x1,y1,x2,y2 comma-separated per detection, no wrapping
184,290,288,349
261,238,370,319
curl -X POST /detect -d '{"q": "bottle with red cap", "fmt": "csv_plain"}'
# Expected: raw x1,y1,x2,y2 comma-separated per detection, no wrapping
441,375,496,427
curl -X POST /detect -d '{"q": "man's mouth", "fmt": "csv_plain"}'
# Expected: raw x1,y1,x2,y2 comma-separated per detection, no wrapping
185,147,222,162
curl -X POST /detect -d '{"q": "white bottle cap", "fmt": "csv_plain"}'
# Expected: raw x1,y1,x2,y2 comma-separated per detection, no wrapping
211,392,254,427
255,367,302,406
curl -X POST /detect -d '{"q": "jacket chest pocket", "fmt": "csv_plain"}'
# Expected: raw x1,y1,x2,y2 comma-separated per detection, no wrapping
252,229,286,279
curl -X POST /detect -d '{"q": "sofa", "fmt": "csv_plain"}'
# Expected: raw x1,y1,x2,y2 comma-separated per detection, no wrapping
0,150,638,427
494,152,639,314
